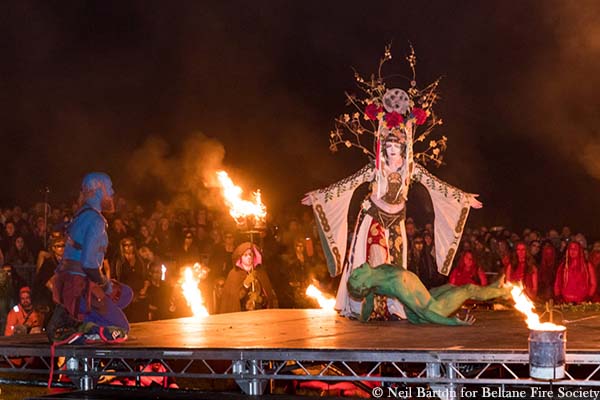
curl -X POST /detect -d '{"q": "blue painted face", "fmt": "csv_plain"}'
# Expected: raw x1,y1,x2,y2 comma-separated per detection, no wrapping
81,172,114,211
105,181,114,198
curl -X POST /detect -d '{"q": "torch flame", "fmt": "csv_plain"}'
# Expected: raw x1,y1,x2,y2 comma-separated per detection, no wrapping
216,171,266,223
181,266,209,318
510,284,564,331
306,284,336,312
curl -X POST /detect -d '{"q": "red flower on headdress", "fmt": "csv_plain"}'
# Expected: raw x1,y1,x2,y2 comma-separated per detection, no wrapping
364,104,383,121
411,107,428,126
384,111,404,128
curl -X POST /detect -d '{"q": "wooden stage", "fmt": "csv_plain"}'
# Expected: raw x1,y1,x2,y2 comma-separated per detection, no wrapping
76,308,600,352
2,307,600,352
2,308,600,392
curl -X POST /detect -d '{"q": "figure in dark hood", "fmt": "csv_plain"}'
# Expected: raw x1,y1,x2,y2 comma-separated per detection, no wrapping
217,242,277,313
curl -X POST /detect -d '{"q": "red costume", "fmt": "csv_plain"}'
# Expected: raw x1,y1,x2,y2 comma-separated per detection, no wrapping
449,251,487,286
506,242,538,300
537,243,559,301
554,242,597,303
591,250,600,301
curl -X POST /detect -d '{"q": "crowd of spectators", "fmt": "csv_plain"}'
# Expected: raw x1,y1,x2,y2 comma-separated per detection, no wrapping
0,195,598,337
417,223,600,306
0,197,331,336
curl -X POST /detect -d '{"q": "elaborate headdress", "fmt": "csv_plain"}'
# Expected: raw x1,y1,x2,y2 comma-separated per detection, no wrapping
329,44,447,169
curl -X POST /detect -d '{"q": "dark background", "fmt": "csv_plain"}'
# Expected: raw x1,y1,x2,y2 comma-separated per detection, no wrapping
1,1,599,238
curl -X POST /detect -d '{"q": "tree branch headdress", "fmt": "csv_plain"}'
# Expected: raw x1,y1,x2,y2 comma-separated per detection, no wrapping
329,45,447,199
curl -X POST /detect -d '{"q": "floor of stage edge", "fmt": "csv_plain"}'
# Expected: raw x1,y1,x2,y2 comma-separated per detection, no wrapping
2,307,600,352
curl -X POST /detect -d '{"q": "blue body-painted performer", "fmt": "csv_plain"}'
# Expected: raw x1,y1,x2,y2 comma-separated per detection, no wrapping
47,172,131,343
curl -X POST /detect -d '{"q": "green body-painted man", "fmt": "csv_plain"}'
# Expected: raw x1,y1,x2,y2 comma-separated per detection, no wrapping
347,263,510,325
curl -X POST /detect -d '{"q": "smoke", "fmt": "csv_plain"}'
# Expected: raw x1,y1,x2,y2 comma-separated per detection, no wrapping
582,141,600,180
126,132,227,209
519,1,600,181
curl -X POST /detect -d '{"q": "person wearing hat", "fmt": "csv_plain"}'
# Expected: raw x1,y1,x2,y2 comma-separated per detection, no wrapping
5,286,42,336
217,242,278,313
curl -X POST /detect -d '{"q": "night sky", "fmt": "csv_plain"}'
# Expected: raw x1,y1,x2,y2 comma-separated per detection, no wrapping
2,1,600,239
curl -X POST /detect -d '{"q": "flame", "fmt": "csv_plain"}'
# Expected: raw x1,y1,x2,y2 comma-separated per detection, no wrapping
181,266,209,318
306,284,336,311
216,171,266,223
510,284,564,331
161,264,167,281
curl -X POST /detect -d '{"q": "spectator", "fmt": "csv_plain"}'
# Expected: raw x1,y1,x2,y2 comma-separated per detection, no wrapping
0,264,27,305
0,266,17,334
5,287,42,336
281,219,302,254
28,216,48,261
561,226,572,240
32,235,65,321
473,239,495,275
591,249,600,301
574,233,588,257
409,236,444,289
175,230,202,269
138,245,159,276
113,237,147,322
6,236,34,266
48,208,63,229
208,231,235,281
136,224,158,252
506,242,538,300
529,240,542,265
0,221,17,255
107,217,129,261
279,238,314,308
449,251,488,286
144,262,175,321
554,241,597,304
155,217,176,260
537,242,559,302
495,239,511,273
194,224,213,256
405,219,417,248
547,229,561,251
11,207,30,237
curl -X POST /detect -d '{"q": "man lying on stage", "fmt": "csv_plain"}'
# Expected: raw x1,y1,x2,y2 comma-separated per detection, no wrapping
47,172,132,343
347,263,510,325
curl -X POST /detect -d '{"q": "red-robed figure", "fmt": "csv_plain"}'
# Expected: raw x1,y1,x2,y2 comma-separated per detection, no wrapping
554,241,596,304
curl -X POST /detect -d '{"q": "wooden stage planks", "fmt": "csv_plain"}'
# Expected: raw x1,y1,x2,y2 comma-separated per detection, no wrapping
1,308,599,353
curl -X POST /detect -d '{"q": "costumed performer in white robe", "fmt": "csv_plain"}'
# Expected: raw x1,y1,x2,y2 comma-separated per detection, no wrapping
303,119,482,321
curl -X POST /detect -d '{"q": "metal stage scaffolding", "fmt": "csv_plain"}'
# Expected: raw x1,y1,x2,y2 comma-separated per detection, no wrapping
1,309,600,396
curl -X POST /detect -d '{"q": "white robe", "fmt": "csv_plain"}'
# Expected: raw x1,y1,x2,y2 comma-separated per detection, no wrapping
306,162,474,318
